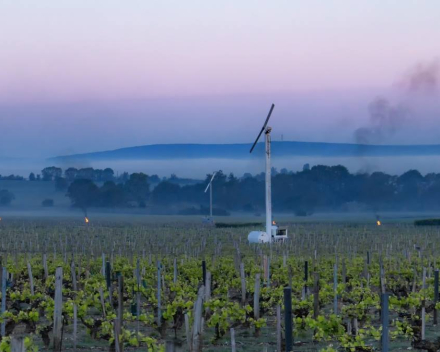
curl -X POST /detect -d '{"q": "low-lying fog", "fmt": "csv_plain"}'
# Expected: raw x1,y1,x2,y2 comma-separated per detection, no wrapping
3,155,440,179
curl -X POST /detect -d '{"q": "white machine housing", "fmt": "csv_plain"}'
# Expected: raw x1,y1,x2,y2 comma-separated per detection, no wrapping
248,231,270,243
248,225,288,243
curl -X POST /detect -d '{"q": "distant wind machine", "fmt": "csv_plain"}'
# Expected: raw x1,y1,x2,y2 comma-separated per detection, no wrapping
247,104,288,243
203,171,217,224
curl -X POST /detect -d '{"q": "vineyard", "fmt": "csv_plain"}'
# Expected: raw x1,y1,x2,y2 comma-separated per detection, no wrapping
0,218,439,352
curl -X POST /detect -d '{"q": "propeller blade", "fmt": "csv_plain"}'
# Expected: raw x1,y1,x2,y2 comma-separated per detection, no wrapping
204,172,217,193
249,104,275,153
210,171,217,183
249,127,265,154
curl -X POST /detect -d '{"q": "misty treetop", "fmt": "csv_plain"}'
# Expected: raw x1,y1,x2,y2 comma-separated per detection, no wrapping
5,164,440,214
62,165,440,215
0,175,24,181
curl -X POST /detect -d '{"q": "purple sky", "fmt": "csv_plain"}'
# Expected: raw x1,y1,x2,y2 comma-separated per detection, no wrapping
0,1,439,158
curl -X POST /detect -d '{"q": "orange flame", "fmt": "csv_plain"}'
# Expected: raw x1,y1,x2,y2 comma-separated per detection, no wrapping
377,220,381,226
85,217,89,224
272,220,276,225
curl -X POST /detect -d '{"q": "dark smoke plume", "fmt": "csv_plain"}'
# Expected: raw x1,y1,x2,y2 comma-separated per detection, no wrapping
354,97,410,145
354,59,439,145
400,59,440,95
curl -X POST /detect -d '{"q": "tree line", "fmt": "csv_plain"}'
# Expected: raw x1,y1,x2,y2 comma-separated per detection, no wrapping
3,165,440,215
50,165,440,215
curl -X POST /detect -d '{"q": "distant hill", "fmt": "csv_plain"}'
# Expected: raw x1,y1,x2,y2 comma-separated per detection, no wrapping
49,141,440,163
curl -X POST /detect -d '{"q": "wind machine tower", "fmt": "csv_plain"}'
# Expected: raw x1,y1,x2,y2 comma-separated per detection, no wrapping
248,104,288,243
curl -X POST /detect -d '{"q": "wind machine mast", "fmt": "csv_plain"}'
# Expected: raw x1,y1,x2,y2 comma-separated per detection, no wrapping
248,104,288,243
203,171,217,224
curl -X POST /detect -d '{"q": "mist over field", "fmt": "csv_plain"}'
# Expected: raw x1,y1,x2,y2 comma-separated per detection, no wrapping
4,155,440,180
1,1,439,221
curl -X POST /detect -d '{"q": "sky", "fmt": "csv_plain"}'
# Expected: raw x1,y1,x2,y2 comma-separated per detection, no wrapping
0,1,439,158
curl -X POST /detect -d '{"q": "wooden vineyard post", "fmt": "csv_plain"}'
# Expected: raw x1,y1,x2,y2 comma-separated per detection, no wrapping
192,286,204,352
313,272,319,319
434,269,439,325
72,303,78,352
380,263,386,294
71,261,78,352
157,261,162,326
10,335,25,352
422,267,426,340
166,341,182,352
53,267,63,352
1,266,6,337
202,260,206,286
284,287,293,352
27,262,34,295
230,328,236,352
205,271,211,302
106,261,111,289
184,313,191,352
71,261,78,292
254,274,261,320
102,253,105,276
136,259,141,337
114,323,121,352
240,262,246,305
263,256,267,285
43,253,48,281
173,258,178,284
381,293,389,352
333,263,338,314
116,275,124,352
98,287,107,318
304,261,309,297
276,305,281,352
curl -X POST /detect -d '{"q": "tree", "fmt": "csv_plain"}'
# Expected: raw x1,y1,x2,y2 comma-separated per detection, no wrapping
94,169,104,182
55,177,68,191
99,181,124,207
119,172,129,183
124,173,150,205
77,168,95,180
397,169,425,209
102,168,115,182
0,190,14,206
151,181,180,205
65,167,78,182
149,174,161,183
359,172,396,210
41,167,62,181
66,179,99,212
29,173,36,181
